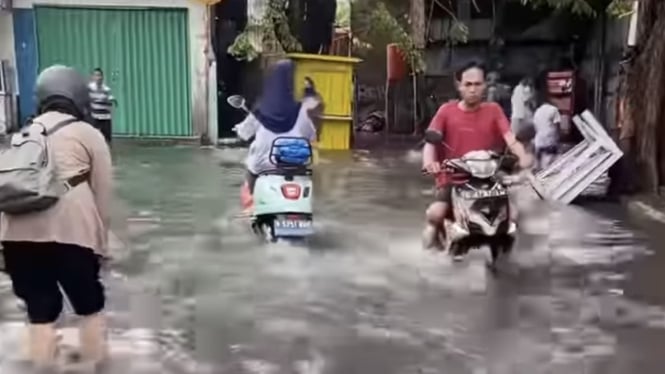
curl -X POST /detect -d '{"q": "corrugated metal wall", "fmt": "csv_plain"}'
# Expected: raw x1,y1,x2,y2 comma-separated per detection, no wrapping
12,9,37,125
35,6,191,137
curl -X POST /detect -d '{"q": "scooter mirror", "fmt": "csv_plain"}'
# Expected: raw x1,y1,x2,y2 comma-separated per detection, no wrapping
227,95,248,111
423,130,443,144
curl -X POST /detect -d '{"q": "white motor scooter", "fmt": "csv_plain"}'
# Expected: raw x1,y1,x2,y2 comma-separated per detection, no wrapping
227,95,315,242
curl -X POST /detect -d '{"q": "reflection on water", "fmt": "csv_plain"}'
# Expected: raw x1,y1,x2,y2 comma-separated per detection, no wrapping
0,145,662,373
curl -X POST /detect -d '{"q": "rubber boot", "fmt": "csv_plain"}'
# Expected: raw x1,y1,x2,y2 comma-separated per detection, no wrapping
78,313,108,366
27,323,58,369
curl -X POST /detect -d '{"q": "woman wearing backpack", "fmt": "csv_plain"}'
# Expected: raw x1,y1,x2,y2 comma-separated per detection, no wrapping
0,65,112,369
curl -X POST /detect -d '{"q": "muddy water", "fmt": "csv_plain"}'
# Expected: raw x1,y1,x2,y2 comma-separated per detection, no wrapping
1,144,664,374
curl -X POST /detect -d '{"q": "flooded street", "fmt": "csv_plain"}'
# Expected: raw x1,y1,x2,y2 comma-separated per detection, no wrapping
2,144,665,373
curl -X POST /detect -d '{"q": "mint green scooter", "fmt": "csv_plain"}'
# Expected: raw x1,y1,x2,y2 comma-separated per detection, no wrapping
228,95,314,241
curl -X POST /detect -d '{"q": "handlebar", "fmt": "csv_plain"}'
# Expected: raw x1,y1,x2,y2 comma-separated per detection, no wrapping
422,156,529,186
421,166,530,186
420,161,454,176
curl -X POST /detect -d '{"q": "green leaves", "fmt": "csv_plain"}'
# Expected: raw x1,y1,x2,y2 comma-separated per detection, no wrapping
606,0,635,18
228,0,302,61
518,0,595,16
337,0,351,28
517,0,635,18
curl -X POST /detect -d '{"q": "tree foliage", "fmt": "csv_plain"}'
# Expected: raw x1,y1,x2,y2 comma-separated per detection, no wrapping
337,0,351,28
395,0,633,71
225,0,635,65
518,0,634,18
352,0,427,72
227,0,302,61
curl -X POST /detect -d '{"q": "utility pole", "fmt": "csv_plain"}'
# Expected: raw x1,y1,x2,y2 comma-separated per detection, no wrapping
195,0,223,144
409,0,426,134
410,0,426,49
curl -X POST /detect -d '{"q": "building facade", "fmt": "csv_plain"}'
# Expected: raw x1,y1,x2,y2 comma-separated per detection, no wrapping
0,0,215,140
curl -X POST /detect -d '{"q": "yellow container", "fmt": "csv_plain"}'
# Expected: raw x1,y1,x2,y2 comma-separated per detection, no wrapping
319,116,353,150
311,140,320,165
288,53,361,150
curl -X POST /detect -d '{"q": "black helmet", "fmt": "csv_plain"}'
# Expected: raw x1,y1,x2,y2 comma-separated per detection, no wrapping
35,65,90,118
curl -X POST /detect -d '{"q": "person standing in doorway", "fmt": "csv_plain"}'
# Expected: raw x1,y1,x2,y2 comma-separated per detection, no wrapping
486,71,511,118
88,68,115,143
533,92,562,170
510,76,535,143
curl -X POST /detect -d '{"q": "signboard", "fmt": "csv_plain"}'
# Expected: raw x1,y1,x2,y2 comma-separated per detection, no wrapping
535,111,623,204
0,0,12,11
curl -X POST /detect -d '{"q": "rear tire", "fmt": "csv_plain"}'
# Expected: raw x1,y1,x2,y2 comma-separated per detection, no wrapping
263,223,276,242
253,218,277,243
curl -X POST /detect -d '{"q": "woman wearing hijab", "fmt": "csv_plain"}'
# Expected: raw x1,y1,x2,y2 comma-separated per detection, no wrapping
1,65,112,369
236,60,322,211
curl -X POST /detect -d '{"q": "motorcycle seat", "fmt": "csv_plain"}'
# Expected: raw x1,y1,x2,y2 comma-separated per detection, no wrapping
260,167,312,177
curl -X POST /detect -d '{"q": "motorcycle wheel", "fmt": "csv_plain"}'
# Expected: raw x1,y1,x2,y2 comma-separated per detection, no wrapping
449,242,467,262
489,245,501,265
488,237,514,270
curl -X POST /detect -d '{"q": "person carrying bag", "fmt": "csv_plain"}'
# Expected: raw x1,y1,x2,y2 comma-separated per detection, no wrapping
0,65,113,370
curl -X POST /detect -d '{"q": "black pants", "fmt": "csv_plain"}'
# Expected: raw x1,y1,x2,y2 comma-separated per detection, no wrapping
94,119,112,143
1,242,106,324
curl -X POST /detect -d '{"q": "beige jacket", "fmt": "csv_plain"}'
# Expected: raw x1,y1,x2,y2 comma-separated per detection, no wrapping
0,112,113,255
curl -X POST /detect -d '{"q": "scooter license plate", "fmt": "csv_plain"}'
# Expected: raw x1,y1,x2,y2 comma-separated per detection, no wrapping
273,216,314,237
461,188,506,199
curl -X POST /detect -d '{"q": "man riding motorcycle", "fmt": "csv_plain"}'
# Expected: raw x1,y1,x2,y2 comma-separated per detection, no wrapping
422,61,533,249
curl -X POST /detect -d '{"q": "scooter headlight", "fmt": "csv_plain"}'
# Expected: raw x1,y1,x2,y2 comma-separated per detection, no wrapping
465,159,499,179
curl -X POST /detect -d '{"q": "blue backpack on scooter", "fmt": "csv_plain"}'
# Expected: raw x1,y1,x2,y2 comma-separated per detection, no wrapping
271,137,313,166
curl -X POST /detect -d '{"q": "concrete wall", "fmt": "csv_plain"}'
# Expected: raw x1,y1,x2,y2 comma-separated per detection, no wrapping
9,0,213,140
0,10,17,91
1,10,18,132
578,15,630,130
424,44,565,86
425,14,631,127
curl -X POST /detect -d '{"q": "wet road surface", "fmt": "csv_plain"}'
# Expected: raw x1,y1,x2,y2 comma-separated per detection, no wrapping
2,144,665,373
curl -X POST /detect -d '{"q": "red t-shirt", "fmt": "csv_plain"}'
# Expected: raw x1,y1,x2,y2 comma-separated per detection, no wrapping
428,101,511,187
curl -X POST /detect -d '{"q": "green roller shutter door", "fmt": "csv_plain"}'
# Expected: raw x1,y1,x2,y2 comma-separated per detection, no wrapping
35,6,191,137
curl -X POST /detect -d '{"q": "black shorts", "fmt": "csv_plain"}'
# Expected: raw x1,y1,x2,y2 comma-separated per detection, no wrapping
434,185,453,203
1,242,105,324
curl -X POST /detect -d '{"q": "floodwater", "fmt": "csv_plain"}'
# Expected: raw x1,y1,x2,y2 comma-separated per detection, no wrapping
1,144,665,373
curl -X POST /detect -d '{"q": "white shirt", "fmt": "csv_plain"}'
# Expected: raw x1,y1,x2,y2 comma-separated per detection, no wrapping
235,98,318,174
88,82,114,120
510,83,533,121
533,103,561,149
